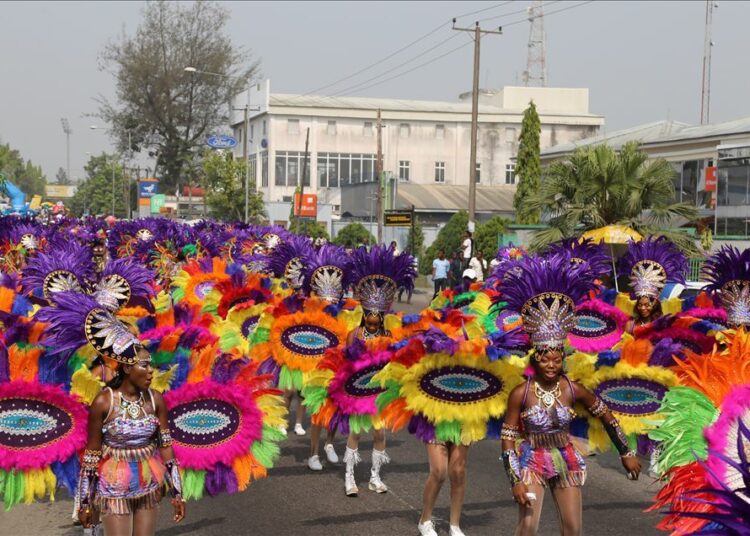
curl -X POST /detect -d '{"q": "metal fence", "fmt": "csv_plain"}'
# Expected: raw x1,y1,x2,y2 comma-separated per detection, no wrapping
689,257,705,282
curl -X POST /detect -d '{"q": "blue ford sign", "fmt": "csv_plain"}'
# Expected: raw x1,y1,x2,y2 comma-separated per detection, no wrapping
207,134,238,149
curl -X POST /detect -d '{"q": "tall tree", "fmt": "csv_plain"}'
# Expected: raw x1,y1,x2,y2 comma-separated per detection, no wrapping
523,141,699,253
0,143,47,197
69,154,130,217
513,101,541,224
55,167,71,185
421,210,468,274
98,0,259,189
474,216,510,257
333,223,375,248
407,216,425,258
202,150,266,223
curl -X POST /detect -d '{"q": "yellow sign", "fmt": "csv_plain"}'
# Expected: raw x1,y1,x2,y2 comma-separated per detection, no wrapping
29,195,42,210
384,212,412,227
45,185,77,198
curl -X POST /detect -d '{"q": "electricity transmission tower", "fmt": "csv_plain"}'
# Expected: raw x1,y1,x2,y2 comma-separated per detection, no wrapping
522,1,547,87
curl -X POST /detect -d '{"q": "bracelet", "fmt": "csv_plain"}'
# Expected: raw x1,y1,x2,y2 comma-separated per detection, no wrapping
620,450,637,458
158,428,173,448
500,423,520,442
164,458,183,499
588,397,608,417
501,449,522,487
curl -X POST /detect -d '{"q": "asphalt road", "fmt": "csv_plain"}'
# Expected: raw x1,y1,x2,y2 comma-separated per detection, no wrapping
2,288,664,536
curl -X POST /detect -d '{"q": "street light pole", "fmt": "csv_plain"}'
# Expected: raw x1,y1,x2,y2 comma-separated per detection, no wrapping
184,67,258,223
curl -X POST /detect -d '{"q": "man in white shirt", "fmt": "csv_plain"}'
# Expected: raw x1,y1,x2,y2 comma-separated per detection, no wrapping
461,231,473,269
468,250,487,282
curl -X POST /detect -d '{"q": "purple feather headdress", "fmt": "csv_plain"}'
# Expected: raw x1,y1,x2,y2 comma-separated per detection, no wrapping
93,258,155,312
351,245,417,313
618,236,687,299
266,235,315,290
502,253,596,351
702,245,750,327
36,291,141,366
21,240,95,300
547,238,612,280
304,244,354,303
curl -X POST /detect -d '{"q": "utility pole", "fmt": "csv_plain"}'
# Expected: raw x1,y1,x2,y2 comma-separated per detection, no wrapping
452,20,502,229
298,127,310,224
376,108,384,244
700,1,717,125
243,83,250,222
60,118,72,185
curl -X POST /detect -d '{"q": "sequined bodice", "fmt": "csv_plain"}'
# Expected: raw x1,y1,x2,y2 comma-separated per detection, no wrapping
102,390,159,449
521,404,575,436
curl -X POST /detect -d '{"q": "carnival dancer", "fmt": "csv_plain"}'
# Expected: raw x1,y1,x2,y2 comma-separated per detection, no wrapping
619,237,687,335
343,244,416,497
39,293,185,536
500,254,641,536
703,245,750,329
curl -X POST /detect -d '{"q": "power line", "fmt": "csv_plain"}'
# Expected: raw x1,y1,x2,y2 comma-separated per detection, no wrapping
328,33,463,97
289,2,514,100
477,0,562,23
502,0,595,28
329,0,596,98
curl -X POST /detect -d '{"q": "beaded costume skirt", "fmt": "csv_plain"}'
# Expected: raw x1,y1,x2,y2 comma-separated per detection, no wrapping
518,439,587,489
97,443,166,515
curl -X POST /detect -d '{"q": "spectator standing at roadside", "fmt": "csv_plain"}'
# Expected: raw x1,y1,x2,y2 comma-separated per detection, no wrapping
468,250,488,282
448,251,463,288
431,250,450,299
461,231,473,269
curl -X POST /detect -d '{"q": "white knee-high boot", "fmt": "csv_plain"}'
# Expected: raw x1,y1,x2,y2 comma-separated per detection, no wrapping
343,446,360,496
369,449,390,493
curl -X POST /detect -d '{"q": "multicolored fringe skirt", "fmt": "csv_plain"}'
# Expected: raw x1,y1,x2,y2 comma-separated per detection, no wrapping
518,440,587,489
97,443,166,515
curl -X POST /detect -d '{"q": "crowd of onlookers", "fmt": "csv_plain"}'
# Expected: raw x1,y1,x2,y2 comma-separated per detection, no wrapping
430,231,498,298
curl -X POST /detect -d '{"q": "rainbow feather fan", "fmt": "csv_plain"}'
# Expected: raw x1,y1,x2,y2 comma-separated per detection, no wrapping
164,357,287,500
302,338,393,435
373,332,524,445
251,298,350,391
171,257,231,311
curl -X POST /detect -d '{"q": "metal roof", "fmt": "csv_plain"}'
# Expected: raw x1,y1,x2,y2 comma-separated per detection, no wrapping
396,183,515,214
270,93,602,118
542,115,750,157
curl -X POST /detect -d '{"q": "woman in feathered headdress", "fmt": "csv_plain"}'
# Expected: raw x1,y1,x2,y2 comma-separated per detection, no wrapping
38,293,185,535
338,244,416,497
703,245,750,329
499,253,641,536
619,237,687,335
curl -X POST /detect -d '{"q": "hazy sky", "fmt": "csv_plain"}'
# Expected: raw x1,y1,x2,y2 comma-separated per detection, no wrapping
2,1,749,182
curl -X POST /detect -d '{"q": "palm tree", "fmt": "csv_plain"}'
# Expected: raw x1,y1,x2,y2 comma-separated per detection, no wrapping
524,141,699,253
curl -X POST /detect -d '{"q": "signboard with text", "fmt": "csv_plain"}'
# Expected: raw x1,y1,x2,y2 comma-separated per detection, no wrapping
139,179,159,199
384,211,413,227
293,193,317,218
45,185,76,198
705,166,717,192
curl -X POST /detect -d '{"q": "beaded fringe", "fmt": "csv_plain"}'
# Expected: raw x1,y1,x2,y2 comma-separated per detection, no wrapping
522,468,587,489
99,487,162,515
527,432,569,449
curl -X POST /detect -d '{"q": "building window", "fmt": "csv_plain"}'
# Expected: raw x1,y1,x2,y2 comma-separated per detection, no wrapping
505,163,516,185
235,128,242,145
282,196,293,203
399,123,410,138
261,153,268,187
287,119,300,134
398,161,410,182
435,161,445,183
263,120,267,136
436,124,445,139
327,121,337,136
475,162,481,184
317,152,378,187
363,122,373,137
248,155,257,187
250,124,255,140
275,151,310,187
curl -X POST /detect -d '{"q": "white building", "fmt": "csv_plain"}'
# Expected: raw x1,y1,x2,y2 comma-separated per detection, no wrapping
230,81,604,227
